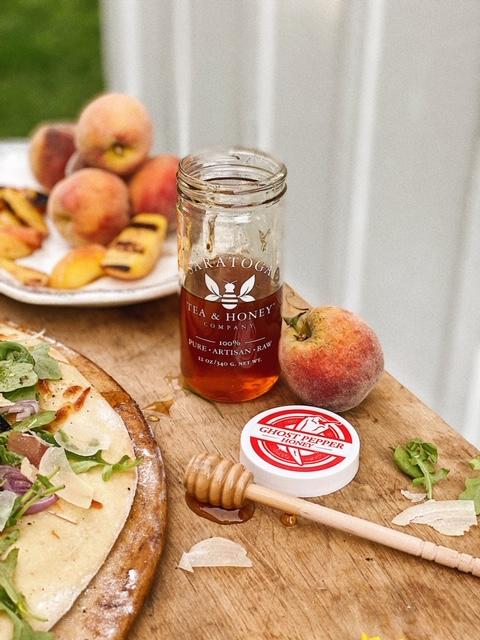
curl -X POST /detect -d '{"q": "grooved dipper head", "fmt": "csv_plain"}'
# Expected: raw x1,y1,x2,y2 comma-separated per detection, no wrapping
184,452,253,509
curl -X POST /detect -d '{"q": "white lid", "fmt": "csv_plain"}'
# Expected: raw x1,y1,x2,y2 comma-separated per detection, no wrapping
240,405,360,498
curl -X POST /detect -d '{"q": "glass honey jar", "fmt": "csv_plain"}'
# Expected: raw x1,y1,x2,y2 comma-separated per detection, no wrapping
177,147,287,402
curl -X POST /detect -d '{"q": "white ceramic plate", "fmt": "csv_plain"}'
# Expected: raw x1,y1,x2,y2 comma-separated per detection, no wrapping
0,141,178,306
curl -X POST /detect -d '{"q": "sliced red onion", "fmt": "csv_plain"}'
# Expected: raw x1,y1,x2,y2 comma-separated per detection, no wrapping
0,465,31,493
0,400,40,421
0,465,58,514
25,494,58,514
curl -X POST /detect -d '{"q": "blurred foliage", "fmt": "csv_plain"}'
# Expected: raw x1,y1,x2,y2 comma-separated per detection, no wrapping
0,0,104,138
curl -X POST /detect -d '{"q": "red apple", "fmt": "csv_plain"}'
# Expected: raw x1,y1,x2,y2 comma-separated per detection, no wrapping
279,306,384,412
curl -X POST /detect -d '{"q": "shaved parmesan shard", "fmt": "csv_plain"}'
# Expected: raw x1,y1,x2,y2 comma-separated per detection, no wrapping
0,491,17,532
178,554,194,573
39,446,94,509
178,537,253,573
47,500,80,525
392,499,477,536
54,428,111,457
401,489,427,503
20,457,38,483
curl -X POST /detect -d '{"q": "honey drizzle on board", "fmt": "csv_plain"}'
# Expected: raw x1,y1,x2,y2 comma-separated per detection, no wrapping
185,493,255,525
280,513,298,528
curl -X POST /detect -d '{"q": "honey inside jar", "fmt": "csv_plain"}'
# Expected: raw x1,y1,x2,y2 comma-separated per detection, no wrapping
180,256,282,402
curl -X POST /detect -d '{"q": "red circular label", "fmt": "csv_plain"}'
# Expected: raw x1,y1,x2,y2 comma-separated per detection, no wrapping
249,407,354,473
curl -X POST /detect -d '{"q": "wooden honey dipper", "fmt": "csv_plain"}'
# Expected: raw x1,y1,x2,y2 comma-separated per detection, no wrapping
184,452,480,577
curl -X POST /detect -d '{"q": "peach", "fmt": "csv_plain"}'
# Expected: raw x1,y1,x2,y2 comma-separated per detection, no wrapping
1,187,48,235
47,168,130,246
49,244,106,289
64,151,87,176
76,93,153,176
29,122,76,191
129,155,179,228
102,213,167,280
0,226,44,259
0,258,48,288
280,306,384,412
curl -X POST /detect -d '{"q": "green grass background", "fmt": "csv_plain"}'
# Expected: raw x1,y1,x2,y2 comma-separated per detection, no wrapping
0,0,104,138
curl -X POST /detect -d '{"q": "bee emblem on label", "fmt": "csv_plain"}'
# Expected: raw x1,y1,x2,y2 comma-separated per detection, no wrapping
204,274,255,310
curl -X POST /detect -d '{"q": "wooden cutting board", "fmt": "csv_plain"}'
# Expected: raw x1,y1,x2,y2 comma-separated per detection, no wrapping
2,287,480,640
2,329,168,640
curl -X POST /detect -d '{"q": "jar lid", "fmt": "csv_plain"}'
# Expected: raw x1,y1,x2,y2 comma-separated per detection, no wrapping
239,405,360,498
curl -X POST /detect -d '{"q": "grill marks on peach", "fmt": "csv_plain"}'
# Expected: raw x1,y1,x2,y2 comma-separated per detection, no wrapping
101,213,167,280
114,240,144,254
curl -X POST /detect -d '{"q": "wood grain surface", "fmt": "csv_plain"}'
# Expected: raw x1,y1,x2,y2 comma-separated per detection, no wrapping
1,287,478,640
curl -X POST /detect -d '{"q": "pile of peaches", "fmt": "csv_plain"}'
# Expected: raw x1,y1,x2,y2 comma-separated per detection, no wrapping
0,93,178,289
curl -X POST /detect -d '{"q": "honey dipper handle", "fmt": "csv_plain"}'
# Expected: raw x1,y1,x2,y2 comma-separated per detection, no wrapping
246,484,480,577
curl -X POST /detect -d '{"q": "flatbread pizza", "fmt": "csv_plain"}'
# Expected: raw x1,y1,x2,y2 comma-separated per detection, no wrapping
0,325,140,639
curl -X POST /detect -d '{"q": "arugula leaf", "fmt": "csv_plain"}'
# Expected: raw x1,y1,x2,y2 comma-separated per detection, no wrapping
459,477,480,515
66,449,140,480
393,438,448,499
393,446,422,479
0,343,34,366
34,432,141,481
28,345,61,381
469,455,480,471
34,474,55,491
102,455,141,481
0,362,37,394
0,550,47,624
0,601,53,640
0,550,29,615
412,467,449,489
6,473,64,529
3,386,37,403
0,547,53,639
13,412,56,433
65,449,109,473
32,430,56,446
67,459,101,474
0,530,19,557
0,433,23,467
